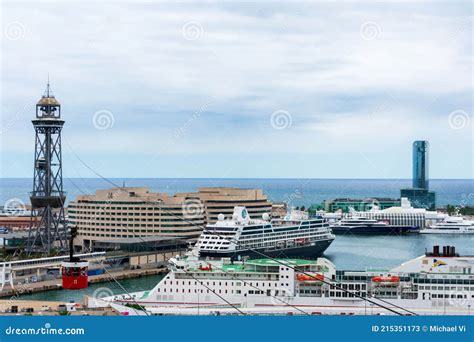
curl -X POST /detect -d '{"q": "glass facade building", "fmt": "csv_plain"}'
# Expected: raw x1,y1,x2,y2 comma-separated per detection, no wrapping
413,140,429,189
400,188,436,210
401,140,436,209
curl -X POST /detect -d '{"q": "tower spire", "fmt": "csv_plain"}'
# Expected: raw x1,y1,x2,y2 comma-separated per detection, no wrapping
44,74,54,98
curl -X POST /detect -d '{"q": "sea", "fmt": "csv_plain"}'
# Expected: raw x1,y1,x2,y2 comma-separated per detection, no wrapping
2,178,473,301
1,178,473,208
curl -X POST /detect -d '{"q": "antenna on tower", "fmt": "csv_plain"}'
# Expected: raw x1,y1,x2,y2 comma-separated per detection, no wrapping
44,74,54,97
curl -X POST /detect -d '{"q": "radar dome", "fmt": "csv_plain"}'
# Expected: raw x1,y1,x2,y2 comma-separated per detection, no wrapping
217,213,225,221
262,213,270,221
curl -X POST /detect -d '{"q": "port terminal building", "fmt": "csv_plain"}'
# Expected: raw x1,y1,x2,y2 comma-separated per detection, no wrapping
68,187,272,251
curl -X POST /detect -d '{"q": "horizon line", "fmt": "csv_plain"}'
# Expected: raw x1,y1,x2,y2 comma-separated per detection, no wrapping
1,177,472,181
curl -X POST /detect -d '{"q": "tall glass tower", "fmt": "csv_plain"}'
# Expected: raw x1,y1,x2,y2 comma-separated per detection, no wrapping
412,140,429,189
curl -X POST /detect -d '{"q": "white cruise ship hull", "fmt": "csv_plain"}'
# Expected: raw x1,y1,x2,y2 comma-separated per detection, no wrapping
420,228,474,234
106,292,472,316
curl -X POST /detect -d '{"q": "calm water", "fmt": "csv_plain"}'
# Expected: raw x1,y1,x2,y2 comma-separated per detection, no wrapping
1,178,473,207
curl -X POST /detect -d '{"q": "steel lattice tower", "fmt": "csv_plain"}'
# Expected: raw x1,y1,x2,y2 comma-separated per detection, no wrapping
27,82,68,254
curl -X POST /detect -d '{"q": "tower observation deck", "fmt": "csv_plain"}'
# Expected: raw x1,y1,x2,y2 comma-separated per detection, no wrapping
27,82,68,254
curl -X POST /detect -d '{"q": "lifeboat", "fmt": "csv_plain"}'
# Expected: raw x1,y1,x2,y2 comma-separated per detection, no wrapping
198,264,212,271
371,275,400,283
296,273,324,282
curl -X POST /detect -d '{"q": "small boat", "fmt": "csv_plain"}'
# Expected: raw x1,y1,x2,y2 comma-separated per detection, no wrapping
296,273,324,282
371,275,400,284
198,265,212,271
330,217,416,234
420,216,474,234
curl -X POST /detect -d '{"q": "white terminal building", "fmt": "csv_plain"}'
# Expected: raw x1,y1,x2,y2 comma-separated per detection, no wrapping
323,198,447,229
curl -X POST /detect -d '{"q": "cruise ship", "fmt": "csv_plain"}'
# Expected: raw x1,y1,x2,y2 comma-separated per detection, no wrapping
420,216,474,234
195,206,335,259
97,245,473,315
330,217,417,234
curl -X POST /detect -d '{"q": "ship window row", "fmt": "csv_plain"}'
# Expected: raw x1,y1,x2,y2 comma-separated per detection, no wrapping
330,284,367,290
299,289,322,296
164,280,280,288
174,274,279,281
432,293,469,299
419,285,472,291
329,291,367,298
415,278,474,285
158,288,234,295
240,230,330,239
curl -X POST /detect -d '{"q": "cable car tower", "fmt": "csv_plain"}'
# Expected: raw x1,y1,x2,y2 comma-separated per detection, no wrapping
27,82,68,255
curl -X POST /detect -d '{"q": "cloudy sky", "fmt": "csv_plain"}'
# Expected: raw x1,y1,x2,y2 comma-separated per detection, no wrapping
1,1,472,179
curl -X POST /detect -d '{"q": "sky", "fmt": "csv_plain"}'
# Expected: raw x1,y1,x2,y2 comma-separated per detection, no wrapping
0,1,472,179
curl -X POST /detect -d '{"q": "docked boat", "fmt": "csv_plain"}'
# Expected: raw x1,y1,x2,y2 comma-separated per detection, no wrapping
420,216,474,234
99,245,473,315
330,217,417,234
194,206,335,259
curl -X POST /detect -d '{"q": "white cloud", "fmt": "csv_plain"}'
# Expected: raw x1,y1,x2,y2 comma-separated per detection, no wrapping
0,2,472,178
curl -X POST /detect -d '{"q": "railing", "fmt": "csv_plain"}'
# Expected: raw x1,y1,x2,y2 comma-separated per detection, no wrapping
0,252,105,269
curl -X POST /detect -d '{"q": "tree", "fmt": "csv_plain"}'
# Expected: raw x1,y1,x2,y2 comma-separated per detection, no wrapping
446,204,456,215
